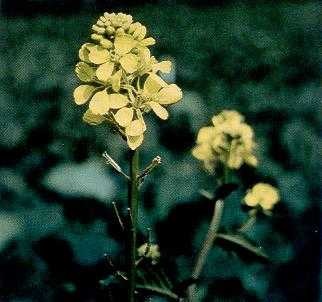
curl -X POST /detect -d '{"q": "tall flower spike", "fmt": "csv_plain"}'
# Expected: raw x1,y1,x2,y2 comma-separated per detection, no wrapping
73,12,183,150
192,110,257,172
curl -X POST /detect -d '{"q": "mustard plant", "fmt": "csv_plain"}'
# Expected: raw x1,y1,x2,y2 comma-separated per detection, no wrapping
72,12,280,302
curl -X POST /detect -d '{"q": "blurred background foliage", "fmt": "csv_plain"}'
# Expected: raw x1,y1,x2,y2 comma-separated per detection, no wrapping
0,0,321,301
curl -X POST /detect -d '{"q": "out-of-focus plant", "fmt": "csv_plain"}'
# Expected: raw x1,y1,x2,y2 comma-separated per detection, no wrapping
72,12,281,302
188,110,280,301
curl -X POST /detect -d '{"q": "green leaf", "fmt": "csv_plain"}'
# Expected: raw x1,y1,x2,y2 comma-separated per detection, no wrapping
136,284,179,300
216,233,270,263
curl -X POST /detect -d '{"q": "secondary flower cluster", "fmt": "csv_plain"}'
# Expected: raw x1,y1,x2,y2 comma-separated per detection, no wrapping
244,183,280,211
192,110,257,171
137,243,160,265
73,12,182,149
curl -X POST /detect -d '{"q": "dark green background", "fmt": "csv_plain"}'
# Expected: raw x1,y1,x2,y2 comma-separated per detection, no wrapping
0,1,321,301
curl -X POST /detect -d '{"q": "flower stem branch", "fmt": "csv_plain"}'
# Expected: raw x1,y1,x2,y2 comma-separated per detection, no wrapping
238,211,257,233
128,149,139,302
138,155,162,185
188,199,225,301
103,151,130,180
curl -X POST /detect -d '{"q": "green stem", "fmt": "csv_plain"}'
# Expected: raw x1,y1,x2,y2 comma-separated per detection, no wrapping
188,199,225,302
128,149,139,302
238,213,257,233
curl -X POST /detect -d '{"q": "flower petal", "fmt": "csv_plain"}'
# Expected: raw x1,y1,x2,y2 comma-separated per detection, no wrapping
96,61,115,82
75,62,96,82
114,35,137,55
140,37,156,47
155,84,182,105
89,90,110,114
88,45,109,64
114,107,134,127
73,85,96,105
153,60,172,73
196,127,214,144
133,25,146,40
111,70,122,92
143,73,167,95
109,93,129,109
135,109,147,132
126,134,144,150
244,193,258,207
83,109,105,125
125,119,145,137
79,43,94,62
119,53,139,73
139,47,151,61
148,101,169,120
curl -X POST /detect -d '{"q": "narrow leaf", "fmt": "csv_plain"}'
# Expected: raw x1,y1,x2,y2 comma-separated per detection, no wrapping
216,233,269,262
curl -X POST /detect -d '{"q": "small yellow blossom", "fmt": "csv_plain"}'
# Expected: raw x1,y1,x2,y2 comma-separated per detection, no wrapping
137,243,160,265
244,183,280,210
73,12,183,150
192,110,257,171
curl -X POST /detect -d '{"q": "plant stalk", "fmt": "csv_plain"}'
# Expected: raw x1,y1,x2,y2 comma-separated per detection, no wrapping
238,214,257,233
187,199,224,302
128,149,139,302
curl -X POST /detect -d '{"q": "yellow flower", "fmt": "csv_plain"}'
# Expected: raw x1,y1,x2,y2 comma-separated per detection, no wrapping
244,183,280,211
136,48,172,75
139,73,182,119
137,243,160,265
73,12,183,150
192,110,257,171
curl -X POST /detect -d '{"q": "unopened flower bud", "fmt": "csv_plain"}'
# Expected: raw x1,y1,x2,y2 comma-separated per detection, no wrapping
91,33,103,41
100,38,113,49
92,24,105,34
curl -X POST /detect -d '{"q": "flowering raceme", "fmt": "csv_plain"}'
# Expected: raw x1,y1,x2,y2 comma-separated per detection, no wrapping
244,183,280,211
192,110,257,171
73,12,183,149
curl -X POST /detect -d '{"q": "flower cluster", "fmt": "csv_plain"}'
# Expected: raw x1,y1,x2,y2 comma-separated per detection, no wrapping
137,243,160,265
73,12,183,149
244,183,280,211
192,110,257,171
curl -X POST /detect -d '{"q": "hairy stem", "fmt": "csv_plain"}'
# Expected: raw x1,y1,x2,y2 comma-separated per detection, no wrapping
128,149,139,302
188,199,224,301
